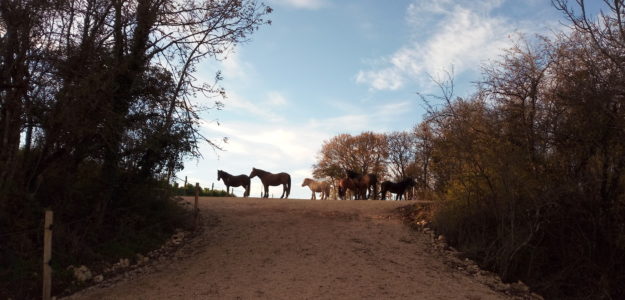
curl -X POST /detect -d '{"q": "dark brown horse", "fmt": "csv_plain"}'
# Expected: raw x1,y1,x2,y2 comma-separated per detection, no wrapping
337,177,358,200
249,168,291,199
301,178,330,200
347,170,378,200
380,177,416,200
217,170,250,197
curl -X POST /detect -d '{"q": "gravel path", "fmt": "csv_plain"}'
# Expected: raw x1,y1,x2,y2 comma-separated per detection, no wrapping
67,197,507,299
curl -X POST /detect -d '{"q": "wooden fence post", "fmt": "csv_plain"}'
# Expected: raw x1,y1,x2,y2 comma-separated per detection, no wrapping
194,182,199,229
43,210,53,300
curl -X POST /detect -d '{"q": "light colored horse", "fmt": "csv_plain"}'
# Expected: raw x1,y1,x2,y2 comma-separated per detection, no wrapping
301,178,330,200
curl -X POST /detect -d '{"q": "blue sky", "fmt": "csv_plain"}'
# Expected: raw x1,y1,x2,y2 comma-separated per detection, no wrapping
182,0,599,199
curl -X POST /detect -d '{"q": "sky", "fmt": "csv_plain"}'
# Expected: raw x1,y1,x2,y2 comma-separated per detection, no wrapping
180,0,601,199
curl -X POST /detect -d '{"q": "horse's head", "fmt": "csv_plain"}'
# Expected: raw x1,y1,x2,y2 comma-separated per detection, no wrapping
301,178,311,187
346,170,360,179
249,168,258,178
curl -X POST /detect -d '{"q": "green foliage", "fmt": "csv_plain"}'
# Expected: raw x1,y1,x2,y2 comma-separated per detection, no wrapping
170,183,234,197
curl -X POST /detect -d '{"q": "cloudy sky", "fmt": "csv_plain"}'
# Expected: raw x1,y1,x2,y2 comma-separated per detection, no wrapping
182,0,599,199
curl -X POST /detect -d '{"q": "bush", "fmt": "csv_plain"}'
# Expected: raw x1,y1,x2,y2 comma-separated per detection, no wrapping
170,183,234,197
0,168,193,299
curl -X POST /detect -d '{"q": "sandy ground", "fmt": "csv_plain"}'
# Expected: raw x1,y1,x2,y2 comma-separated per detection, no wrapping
67,197,508,299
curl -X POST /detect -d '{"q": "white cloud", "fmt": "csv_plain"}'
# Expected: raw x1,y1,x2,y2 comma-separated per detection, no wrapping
266,91,288,106
223,91,285,123
356,0,519,91
221,50,252,80
355,68,405,91
269,0,327,10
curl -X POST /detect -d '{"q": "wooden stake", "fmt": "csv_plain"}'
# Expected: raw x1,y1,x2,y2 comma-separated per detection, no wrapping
43,210,53,300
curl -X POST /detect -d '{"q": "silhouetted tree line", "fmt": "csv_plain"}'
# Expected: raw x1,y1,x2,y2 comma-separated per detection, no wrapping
0,0,270,297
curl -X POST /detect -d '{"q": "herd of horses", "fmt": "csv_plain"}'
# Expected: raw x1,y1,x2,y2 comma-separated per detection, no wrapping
217,168,416,201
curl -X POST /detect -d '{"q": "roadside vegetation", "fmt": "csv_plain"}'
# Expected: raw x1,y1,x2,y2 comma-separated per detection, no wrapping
171,183,234,197
0,0,270,298
313,1,625,298
421,2,625,297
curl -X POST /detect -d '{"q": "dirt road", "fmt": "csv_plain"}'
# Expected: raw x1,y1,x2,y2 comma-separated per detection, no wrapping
68,197,507,299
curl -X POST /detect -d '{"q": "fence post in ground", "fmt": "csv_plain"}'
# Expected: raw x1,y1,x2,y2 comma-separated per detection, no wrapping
42,210,53,300
194,182,199,229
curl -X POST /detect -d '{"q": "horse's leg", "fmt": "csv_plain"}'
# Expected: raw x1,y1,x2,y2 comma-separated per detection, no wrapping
264,184,269,198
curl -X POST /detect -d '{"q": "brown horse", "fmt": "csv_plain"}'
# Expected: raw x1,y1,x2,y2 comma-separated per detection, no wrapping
217,170,250,197
249,167,291,199
301,178,330,200
337,177,358,200
347,170,378,200
380,178,416,200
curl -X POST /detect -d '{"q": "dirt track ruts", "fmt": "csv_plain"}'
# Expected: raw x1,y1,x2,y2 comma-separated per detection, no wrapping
67,197,507,299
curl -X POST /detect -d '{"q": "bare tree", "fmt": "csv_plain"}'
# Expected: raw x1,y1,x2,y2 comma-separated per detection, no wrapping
385,131,415,180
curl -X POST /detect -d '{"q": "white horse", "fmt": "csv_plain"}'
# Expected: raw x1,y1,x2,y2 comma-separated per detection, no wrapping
301,178,330,200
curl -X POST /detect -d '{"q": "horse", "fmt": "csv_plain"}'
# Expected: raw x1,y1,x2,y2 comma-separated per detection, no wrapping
337,177,358,200
380,177,416,200
301,178,330,200
249,167,291,199
217,170,250,197
346,170,378,200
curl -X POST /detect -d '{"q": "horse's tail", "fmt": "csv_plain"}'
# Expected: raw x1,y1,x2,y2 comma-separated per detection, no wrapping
286,174,291,198
244,176,250,197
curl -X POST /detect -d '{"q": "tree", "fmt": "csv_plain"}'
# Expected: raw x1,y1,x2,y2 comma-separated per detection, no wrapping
0,0,271,207
412,122,435,191
385,131,415,181
0,1,271,297
313,132,389,180
423,29,625,297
